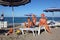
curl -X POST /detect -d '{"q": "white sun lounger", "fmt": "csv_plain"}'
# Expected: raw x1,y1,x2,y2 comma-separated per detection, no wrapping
34,26,46,35
19,26,46,36
19,28,35,36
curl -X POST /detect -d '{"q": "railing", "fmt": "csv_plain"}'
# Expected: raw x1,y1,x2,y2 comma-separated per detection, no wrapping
0,21,7,29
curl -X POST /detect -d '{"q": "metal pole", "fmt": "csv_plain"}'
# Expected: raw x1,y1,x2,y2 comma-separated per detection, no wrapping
52,12,54,21
12,7,14,29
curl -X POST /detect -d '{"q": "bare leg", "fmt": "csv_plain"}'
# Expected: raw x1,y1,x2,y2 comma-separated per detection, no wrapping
24,22,26,28
44,25,52,33
6,32,10,35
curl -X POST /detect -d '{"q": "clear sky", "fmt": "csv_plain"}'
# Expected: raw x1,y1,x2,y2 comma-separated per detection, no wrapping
0,0,60,17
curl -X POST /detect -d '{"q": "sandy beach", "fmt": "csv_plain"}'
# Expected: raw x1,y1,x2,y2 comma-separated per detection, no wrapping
0,0,60,40
0,26,60,40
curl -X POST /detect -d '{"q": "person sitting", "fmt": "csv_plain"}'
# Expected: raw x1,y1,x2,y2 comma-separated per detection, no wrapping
39,13,51,33
0,13,4,21
32,14,37,26
24,17,34,28
5,27,13,35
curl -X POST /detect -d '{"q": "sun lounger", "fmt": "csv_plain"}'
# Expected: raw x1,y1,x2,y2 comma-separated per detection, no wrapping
19,26,46,36
48,22,60,28
20,28,35,36
34,26,46,35
48,20,60,27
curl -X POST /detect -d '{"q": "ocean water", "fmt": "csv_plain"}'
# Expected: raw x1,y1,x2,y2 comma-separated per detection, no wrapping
4,17,60,23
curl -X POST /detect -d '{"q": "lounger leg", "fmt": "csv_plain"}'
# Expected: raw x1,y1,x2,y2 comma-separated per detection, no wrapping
32,31,35,36
38,29,40,35
44,27,46,32
38,27,41,35
21,30,24,35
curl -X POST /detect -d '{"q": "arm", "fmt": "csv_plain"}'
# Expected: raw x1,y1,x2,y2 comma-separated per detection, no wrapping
38,19,42,26
24,22,27,28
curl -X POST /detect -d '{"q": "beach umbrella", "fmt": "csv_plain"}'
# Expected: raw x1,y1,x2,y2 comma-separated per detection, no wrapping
0,0,31,29
43,8,60,21
24,13,36,17
25,14,32,17
43,8,60,12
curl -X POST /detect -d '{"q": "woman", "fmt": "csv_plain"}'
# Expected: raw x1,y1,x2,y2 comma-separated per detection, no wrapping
32,14,36,26
39,13,51,33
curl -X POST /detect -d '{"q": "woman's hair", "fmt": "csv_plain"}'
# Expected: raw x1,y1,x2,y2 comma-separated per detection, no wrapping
41,13,45,17
32,14,36,18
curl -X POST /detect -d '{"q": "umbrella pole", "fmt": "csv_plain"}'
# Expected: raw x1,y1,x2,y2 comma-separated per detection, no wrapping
52,12,54,21
12,7,14,29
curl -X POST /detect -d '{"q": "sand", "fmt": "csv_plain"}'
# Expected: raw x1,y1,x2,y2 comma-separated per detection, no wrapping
0,26,60,40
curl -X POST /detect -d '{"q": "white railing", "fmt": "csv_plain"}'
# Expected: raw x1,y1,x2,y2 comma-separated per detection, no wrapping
0,21,7,29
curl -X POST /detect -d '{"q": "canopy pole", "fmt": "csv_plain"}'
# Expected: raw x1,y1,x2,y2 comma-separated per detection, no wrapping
12,7,14,29
52,12,54,21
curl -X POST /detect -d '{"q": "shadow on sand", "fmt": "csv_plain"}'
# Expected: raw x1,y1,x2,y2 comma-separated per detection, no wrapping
0,30,8,35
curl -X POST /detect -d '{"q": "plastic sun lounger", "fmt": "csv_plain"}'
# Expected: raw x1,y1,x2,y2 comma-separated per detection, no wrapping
19,28,35,36
19,26,46,36
34,26,46,35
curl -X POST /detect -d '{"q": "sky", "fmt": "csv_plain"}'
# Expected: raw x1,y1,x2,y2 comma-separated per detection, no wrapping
0,0,60,17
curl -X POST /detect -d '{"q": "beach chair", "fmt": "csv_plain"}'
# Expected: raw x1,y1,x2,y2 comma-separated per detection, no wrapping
19,28,35,36
34,26,46,35
19,26,46,36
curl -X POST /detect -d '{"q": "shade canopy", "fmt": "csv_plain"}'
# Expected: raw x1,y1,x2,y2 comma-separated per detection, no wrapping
43,8,60,12
0,0,31,7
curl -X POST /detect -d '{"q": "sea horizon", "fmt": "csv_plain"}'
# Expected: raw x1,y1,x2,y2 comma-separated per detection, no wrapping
3,17,60,24
4,16,60,17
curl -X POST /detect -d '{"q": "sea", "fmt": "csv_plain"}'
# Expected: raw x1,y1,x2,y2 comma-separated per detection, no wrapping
4,17,60,24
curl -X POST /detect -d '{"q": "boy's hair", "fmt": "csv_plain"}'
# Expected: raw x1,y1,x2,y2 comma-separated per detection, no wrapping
27,17,30,19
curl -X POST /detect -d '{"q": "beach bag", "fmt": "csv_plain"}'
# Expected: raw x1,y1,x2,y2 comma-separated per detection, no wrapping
15,30,21,35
